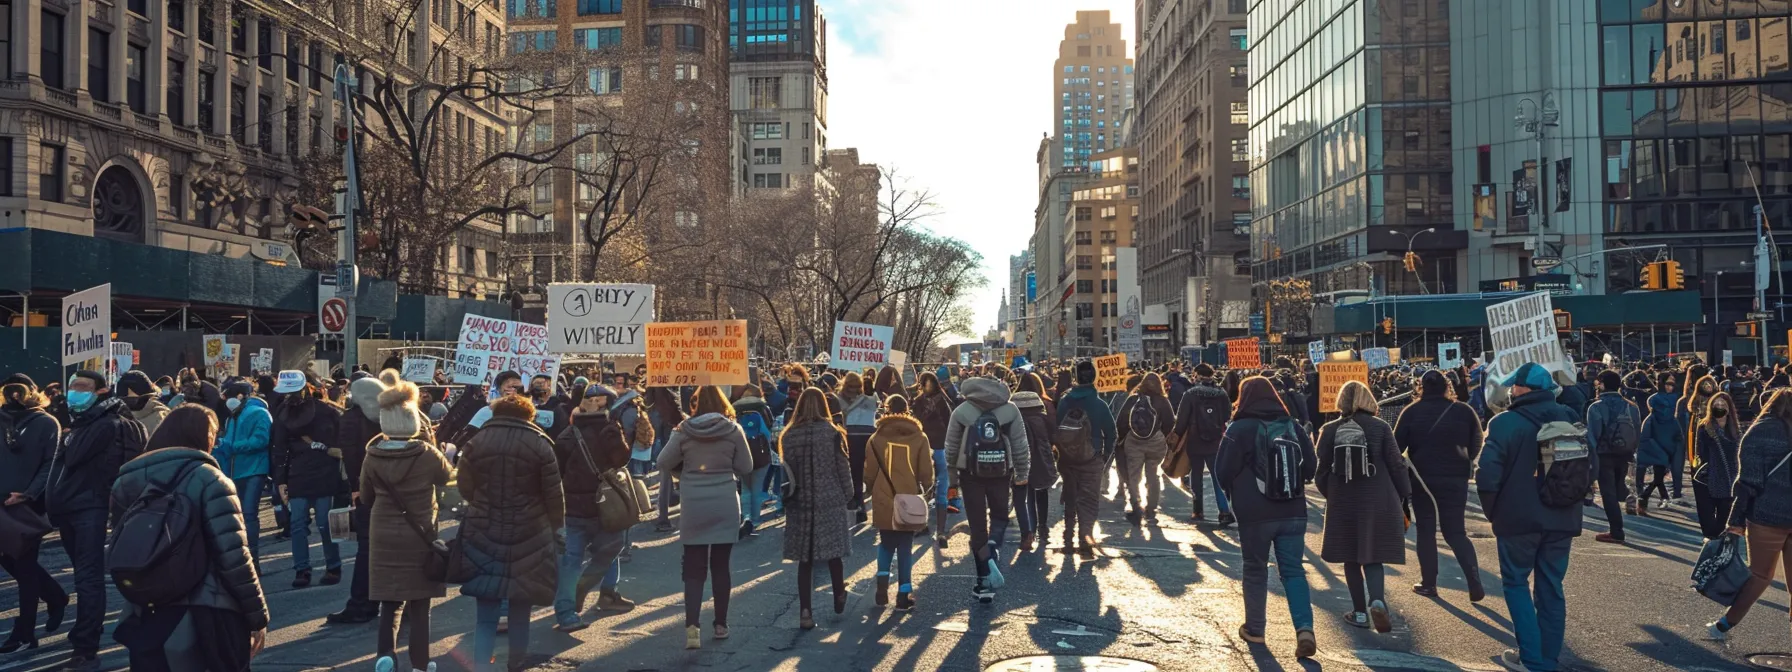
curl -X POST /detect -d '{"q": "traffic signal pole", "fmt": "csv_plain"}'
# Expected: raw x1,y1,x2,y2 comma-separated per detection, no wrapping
334,64,362,373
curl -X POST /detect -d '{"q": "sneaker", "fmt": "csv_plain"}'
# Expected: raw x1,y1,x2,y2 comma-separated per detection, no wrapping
739,521,757,539
553,619,590,633
375,656,397,672
1216,512,1236,528
292,569,312,588
496,616,508,634
597,590,635,610
973,580,995,604
1496,649,1527,672
1343,610,1370,628
1468,576,1487,603
1295,629,1317,658
1706,618,1731,641
655,521,677,533
685,625,701,649
1369,600,1392,633
713,624,730,640
1237,624,1265,644
326,603,379,625
1594,532,1623,544
985,557,1006,590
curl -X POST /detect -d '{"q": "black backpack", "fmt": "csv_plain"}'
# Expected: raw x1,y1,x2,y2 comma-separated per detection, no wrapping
1252,418,1305,501
971,410,1011,479
739,411,773,470
1329,417,1374,483
1191,390,1228,444
1053,406,1095,465
1595,399,1640,458
108,461,208,607
1127,398,1160,440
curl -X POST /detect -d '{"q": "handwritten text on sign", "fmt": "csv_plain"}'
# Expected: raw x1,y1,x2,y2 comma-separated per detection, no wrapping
453,315,559,385
1093,353,1129,393
831,321,895,367
1225,338,1261,370
547,283,655,354
1485,292,1568,380
1318,361,1370,412
645,320,749,387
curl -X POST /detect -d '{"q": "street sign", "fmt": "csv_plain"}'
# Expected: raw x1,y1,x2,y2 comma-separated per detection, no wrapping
1748,311,1773,321
320,297,349,333
1532,256,1562,271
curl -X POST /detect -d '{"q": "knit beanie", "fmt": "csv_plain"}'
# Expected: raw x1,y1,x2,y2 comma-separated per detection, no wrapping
118,371,156,397
349,375,386,420
375,370,422,439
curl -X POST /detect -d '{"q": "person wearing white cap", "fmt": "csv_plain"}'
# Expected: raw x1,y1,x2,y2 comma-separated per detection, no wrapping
271,371,348,589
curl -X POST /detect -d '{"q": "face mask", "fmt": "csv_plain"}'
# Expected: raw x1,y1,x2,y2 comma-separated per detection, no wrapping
66,390,96,413
226,398,242,412
1713,408,1728,418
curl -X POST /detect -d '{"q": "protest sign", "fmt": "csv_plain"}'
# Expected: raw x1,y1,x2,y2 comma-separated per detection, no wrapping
1092,353,1129,393
1485,292,1569,379
62,284,110,366
452,315,560,385
1724,350,1735,367
1225,338,1261,369
1308,340,1326,365
250,348,273,374
402,357,436,383
1438,342,1462,371
108,342,132,385
645,320,749,387
309,359,332,381
1362,347,1392,370
889,349,909,371
959,352,971,367
831,321,895,367
1318,361,1370,412
547,283,655,354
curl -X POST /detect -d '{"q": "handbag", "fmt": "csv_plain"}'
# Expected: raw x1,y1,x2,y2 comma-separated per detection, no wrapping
876,443,930,529
1692,532,1751,606
0,503,51,558
1161,440,1192,480
326,506,354,540
574,426,653,532
366,466,471,585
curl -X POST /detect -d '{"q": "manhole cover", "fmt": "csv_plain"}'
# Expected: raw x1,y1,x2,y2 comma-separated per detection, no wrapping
986,656,1159,672
1749,653,1792,669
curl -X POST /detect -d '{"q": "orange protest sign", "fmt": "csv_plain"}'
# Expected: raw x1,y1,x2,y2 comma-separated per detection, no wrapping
644,320,750,387
1093,353,1129,393
1318,361,1370,413
1225,338,1261,369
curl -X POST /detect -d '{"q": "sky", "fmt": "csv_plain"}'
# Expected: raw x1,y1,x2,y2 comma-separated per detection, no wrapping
818,0,1136,345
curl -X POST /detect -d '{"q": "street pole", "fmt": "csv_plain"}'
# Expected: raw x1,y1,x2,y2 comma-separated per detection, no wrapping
1758,204,1772,365
334,64,362,372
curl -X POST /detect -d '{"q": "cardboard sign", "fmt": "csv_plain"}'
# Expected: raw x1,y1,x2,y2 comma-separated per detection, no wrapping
1225,338,1261,369
1485,292,1569,381
62,284,111,366
1307,340,1326,365
1093,353,1129,393
1318,361,1370,412
1438,342,1463,371
831,321,895,367
889,349,908,371
453,315,560,385
1363,347,1392,370
402,357,436,383
644,320,749,387
546,283,655,354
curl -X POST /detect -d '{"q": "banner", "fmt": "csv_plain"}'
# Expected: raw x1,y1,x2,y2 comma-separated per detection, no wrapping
645,320,749,387
402,357,436,383
1437,342,1462,371
546,283,655,354
831,321,895,367
1485,292,1569,380
1224,338,1261,369
1115,247,1144,360
1307,340,1326,365
1554,157,1572,213
1318,361,1370,412
1093,353,1129,393
453,315,560,386
1362,347,1392,370
62,284,111,366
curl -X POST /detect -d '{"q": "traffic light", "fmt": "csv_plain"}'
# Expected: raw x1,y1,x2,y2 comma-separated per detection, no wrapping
1664,260,1685,289
1739,322,1760,337
1382,317,1395,334
290,204,330,233
1403,251,1419,272
1640,262,1663,290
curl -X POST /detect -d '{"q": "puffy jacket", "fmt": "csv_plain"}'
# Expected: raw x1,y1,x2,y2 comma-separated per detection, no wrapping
1476,388,1590,537
554,411,630,520
1214,394,1317,525
48,397,146,516
1057,385,1118,460
0,398,59,501
1012,392,1058,489
911,390,953,452
1584,392,1641,459
456,416,566,604
840,393,880,433
109,447,268,630
271,397,346,498
215,397,272,479
1730,416,1792,528
1637,393,1681,467
1394,397,1483,480
1173,382,1231,456
1555,382,1591,419
943,377,1032,487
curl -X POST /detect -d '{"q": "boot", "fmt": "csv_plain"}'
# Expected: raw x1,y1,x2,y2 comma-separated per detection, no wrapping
876,575,890,607
597,589,635,610
934,515,950,548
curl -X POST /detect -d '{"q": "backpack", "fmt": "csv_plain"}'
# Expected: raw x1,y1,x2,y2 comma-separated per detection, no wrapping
1053,405,1096,465
1329,417,1375,483
1251,418,1305,501
1192,390,1228,445
739,411,773,470
107,461,208,607
970,410,1012,479
1523,411,1594,508
1127,398,1160,440
1595,399,1640,458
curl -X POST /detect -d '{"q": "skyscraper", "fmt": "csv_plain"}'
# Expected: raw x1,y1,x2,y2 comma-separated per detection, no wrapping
1054,11,1135,172
729,0,829,192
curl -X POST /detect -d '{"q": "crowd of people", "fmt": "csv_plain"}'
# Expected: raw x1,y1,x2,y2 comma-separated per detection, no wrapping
0,347,1787,671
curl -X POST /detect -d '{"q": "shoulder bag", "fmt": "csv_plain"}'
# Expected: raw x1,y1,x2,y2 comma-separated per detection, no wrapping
876,442,930,528
573,426,653,532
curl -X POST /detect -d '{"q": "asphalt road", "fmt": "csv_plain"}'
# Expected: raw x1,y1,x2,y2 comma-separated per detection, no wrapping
0,470,1779,671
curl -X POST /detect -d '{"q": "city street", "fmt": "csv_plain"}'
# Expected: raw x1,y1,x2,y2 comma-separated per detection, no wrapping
0,474,1773,672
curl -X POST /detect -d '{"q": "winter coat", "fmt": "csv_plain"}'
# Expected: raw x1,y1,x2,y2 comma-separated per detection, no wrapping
658,413,754,546
359,438,453,602
0,399,59,501
554,411,632,520
1730,417,1792,528
215,397,272,479
1012,392,1059,489
48,397,146,516
781,421,855,561
1315,411,1409,565
1476,389,1590,537
1166,372,1193,409
1694,422,1742,499
1116,394,1176,442
1555,383,1590,419
911,390,953,452
840,393,880,434
1637,393,1681,467
455,416,566,604
1214,394,1317,525
611,389,650,454
126,397,170,441
1172,382,1231,457
943,377,1032,487
1584,391,1641,460
1057,385,1119,460
336,403,381,496
1393,397,1483,480
271,398,347,499
866,415,933,532
108,448,268,630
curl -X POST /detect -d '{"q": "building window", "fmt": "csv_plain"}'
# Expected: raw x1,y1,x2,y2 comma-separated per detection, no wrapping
1076,255,1093,270
748,122,783,140
197,70,215,130
750,78,779,108
1229,28,1248,50
125,44,146,113
169,173,185,221
675,24,704,52
1077,279,1093,294
753,173,785,188
507,0,556,19
1232,211,1252,235
1230,102,1248,125
39,143,63,203
1229,65,1247,85
801,147,810,165
309,113,321,152
309,46,323,90
753,147,782,165
573,27,621,50
674,63,699,80
169,0,185,32
257,93,273,150
644,25,660,48
167,59,186,122
533,180,552,202
256,20,271,70
1100,230,1116,243
1075,230,1092,245
1231,175,1250,200
197,2,213,44
284,105,298,155
1075,206,1092,221
285,40,300,81
587,67,623,93
40,11,64,90
1231,138,1248,162
88,29,110,103
230,84,246,143
510,30,556,53
577,0,621,14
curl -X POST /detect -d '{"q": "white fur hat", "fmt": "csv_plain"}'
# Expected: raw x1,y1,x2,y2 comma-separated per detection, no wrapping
375,370,422,439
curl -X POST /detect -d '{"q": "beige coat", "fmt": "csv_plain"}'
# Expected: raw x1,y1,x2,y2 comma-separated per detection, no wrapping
866,415,933,532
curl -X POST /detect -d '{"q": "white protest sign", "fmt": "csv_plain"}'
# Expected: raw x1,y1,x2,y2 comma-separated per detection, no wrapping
831,321,895,367
453,315,560,385
1307,340,1326,365
108,342,132,385
1485,292,1570,380
249,348,273,374
402,357,436,383
1363,347,1392,370
1724,350,1735,367
62,284,111,366
547,283,655,354
221,344,240,377
889,349,909,371
1437,342,1462,371
309,359,333,380
959,351,971,367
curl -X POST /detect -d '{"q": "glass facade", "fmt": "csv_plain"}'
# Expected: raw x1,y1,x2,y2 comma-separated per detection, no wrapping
728,0,822,62
1247,0,1452,294
1599,0,1792,291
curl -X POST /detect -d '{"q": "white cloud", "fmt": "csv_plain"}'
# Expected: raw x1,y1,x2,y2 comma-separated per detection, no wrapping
820,0,1135,342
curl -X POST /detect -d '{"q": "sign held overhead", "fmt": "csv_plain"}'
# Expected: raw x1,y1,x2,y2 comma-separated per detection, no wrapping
62,284,111,366
831,321,895,367
645,320,749,387
547,283,655,354
1092,353,1129,393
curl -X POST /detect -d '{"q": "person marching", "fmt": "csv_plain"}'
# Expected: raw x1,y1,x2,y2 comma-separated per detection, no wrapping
911,371,957,546
1691,392,1742,540
270,372,346,589
943,374,1032,602
1708,388,1792,640
839,372,880,524
1173,363,1234,526
658,387,754,649
1315,380,1410,633
1585,370,1641,545
1013,373,1059,552
361,372,453,672
0,376,67,652
1116,372,1176,526
867,395,934,611
1396,370,1486,599
1216,375,1318,659
551,384,641,634
1055,361,1118,558
778,388,855,629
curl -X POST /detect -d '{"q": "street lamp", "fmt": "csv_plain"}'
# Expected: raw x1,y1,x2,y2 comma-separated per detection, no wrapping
1390,227,1437,295
1515,93,1560,246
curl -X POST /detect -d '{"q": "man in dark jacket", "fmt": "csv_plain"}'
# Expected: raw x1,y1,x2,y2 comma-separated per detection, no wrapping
50,371,146,670
271,372,346,589
1055,361,1118,559
1172,363,1233,525
0,375,68,648
551,385,635,633
1478,362,1590,672
1585,370,1640,544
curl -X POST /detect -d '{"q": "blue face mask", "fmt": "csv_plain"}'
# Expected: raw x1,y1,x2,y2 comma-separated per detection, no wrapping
66,390,96,413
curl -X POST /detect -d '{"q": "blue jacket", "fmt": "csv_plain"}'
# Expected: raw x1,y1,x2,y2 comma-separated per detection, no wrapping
1636,392,1681,467
1584,391,1640,458
1058,385,1118,459
215,397,272,479
1476,389,1589,537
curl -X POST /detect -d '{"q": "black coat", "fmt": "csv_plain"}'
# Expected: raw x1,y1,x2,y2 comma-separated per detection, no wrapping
1215,397,1317,525
271,398,347,498
109,448,268,630
1394,397,1483,480
455,417,566,604
0,400,59,501
336,406,381,495
553,412,630,520
48,397,146,516
1315,412,1410,565
1172,383,1230,456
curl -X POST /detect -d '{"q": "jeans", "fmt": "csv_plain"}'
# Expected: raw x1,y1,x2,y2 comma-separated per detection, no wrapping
288,496,342,573
1019,488,1051,537
877,531,916,589
1497,532,1573,672
848,433,871,510
1724,523,1792,626
0,529,65,643
55,508,107,655
1187,453,1231,515
233,476,265,561
1239,518,1314,635
961,474,1011,578
1596,458,1631,540
740,466,770,525
555,517,626,626
1671,456,1686,500
472,598,531,672
763,463,786,511
931,449,960,510
1411,472,1479,588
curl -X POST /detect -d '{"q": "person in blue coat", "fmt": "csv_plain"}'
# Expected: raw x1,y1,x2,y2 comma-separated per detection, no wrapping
1635,378,1681,516
1477,362,1591,672
216,379,273,562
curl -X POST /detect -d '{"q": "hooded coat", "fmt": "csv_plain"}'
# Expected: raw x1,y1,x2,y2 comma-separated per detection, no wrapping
1730,417,1792,528
1173,380,1231,457
781,421,855,561
658,413,754,546
1477,386,1588,538
359,437,453,602
215,396,272,479
1694,421,1741,500
1057,384,1119,461
942,377,1032,488
109,448,268,629
866,414,933,532
48,396,146,516
125,396,170,441
0,394,58,501
910,388,953,452
1393,375,1483,480
455,415,565,604
1638,392,1682,467
1214,391,1316,525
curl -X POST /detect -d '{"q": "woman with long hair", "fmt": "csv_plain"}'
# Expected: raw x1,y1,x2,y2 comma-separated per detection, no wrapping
910,371,958,543
867,395,933,611
839,372,880,522
1115,372,1175,524
1692,391,1743,539
1013,373,1058,550
1710,389,1792,640
658,386,754,648
0,377,66,651
1316,381,1410,632
873,366,904,400
1679,367,1719,503
779,388,855,628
